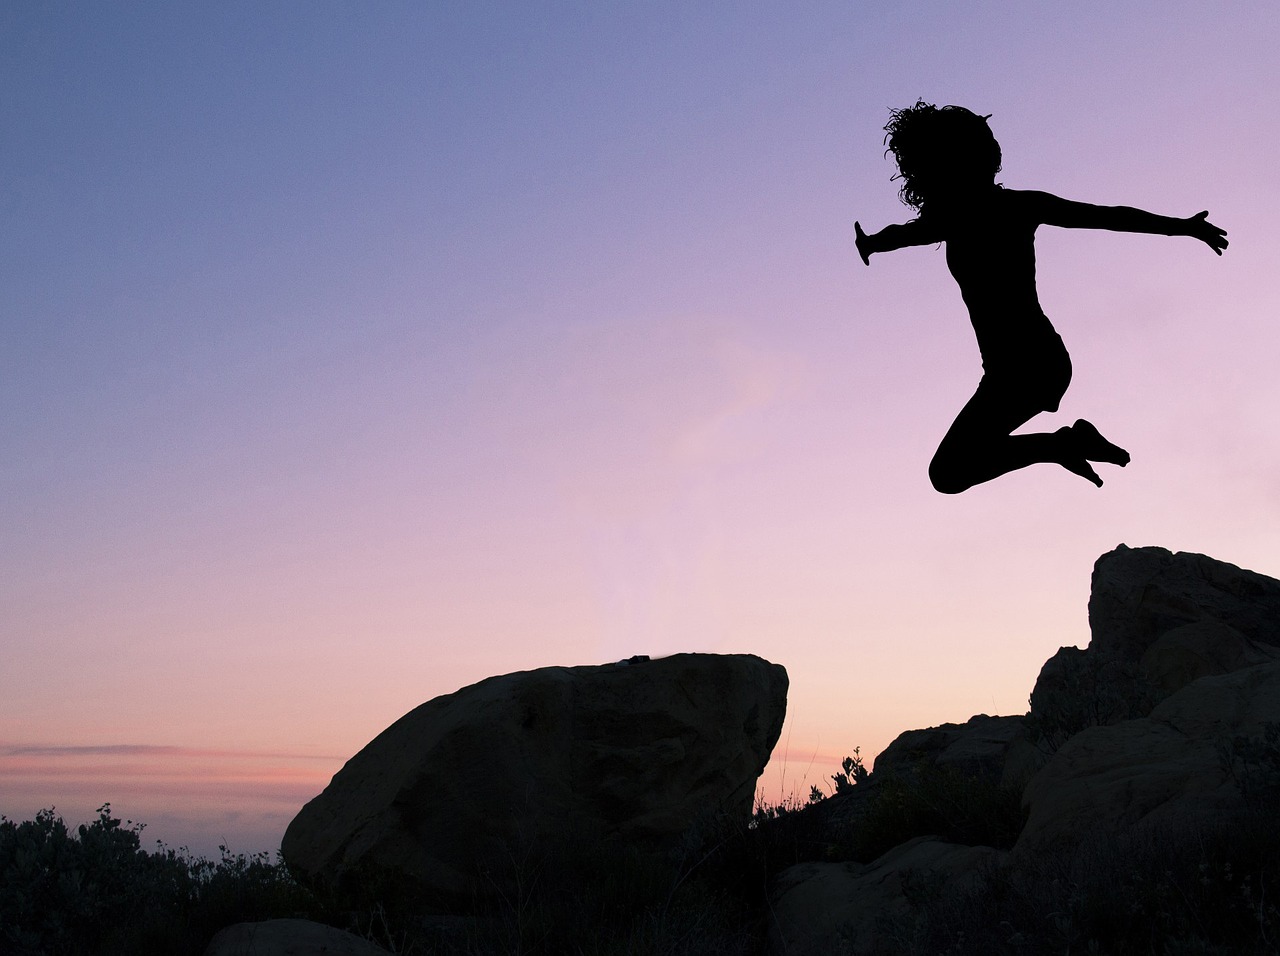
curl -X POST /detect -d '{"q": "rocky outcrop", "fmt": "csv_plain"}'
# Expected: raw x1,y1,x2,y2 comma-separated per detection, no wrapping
1089,545,1280,661
768,545,1280,955
1029,546,1280,743
1017,660,1280,854
1140,621,1280,696
204,919,390,956
768,837,1003,956
873,713,1024,786
258,544,1279,954
282,653,786,905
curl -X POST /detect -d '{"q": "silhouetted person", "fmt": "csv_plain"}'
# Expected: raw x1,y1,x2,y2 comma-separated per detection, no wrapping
855,102,1227,493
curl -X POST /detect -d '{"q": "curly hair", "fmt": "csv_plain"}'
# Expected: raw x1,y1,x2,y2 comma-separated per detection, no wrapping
883,100,1002,210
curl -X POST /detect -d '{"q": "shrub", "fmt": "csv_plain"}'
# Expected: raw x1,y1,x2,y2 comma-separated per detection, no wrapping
0,804,184,954
0,805,314,956
830,748,871,794
1218,720,1280,807
843,764,1026,862
1025,651,1155,753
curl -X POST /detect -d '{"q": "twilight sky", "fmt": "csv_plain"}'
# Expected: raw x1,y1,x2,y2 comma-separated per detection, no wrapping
3,2,1278,856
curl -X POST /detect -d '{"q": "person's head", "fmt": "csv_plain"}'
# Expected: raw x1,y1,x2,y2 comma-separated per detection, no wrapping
883,101,1001,210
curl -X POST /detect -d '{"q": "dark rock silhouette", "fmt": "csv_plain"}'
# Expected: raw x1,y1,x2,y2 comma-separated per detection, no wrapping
767,545,1280,955
1018,660,1280,855
281,653,787,906
204,919,391,955
244,547,1277,954
855,102,1227,493
769,838,1002,956
1089,544,1280,661
872,712,1023,787
1029,545,1280,745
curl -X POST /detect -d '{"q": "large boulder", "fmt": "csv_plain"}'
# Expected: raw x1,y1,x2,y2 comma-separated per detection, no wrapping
768,837,1004,956
282,653,787,905
1017,661,1280,855
1089,545,1280,662
1028,546,1280,744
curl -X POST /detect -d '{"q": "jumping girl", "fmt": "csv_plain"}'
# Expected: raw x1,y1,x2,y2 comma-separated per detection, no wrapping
855,101,1227,493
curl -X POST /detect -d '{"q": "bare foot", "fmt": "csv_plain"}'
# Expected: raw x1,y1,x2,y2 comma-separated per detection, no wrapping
1062,450,1104,485
1053,425,1104,487
1071,419,1130,466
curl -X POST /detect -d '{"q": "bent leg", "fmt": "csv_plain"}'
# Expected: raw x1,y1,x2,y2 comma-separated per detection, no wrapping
929,383,1127,494
929,384,1046,493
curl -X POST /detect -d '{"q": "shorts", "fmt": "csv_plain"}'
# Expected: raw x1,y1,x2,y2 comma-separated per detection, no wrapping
977,329,1073,415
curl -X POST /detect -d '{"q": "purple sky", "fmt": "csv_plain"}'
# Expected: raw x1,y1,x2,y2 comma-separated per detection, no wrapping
3,2,1278,856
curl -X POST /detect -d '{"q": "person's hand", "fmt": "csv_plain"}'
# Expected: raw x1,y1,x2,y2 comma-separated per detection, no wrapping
855,221,871,265
1187,211,1228,255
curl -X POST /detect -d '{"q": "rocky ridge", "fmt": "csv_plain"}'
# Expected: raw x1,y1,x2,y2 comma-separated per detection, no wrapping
210,545,1280,955
769,545,1280,954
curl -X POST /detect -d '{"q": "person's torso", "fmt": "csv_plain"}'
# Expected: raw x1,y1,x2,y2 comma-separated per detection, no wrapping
935,188,1059,364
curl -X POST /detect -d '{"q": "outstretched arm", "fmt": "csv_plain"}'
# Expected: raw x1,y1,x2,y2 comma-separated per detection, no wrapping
1023,190,1228,255
855,218,944,265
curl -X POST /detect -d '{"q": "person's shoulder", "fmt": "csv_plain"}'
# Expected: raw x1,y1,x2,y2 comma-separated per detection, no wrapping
996,186,1044,206
996,187,1063,222
913,208,949,240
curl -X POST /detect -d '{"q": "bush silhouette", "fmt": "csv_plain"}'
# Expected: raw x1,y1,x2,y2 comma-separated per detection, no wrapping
0,805,312,955
5,737,1277,956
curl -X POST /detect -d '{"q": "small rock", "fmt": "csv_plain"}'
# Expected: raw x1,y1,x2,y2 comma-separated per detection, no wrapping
768,837,1004,955
204,919,389,956
873,713,1024,786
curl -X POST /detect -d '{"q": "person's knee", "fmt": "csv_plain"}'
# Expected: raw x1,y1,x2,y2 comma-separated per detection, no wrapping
928,455,972,495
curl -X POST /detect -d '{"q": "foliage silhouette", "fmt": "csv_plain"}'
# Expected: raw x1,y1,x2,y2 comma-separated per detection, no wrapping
6,732,1276,955
0,805,311,955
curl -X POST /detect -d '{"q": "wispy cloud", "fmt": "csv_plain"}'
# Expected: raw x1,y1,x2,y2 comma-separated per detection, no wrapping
3,744,342,760
0,743,344,848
